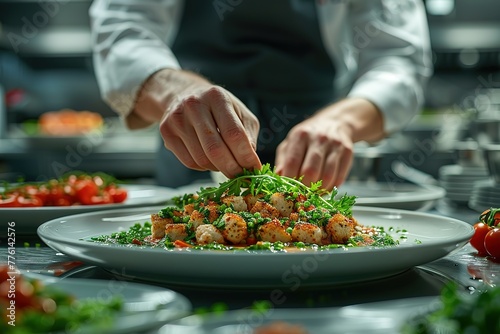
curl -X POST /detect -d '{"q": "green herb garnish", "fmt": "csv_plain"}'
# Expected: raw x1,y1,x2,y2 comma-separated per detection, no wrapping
192,164,356,217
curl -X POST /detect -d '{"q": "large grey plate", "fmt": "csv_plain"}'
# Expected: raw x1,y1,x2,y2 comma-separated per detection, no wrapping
336,181,445,211
37,206,473,288
0,185,179,236
155,296,437,334
22,272,191,334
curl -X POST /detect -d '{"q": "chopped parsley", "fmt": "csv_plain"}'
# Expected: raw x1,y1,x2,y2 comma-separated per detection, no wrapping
89,164,404,251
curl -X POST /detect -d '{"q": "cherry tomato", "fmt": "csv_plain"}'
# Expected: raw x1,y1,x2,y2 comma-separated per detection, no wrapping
75,180,99,205
484,228,500,258
106,186,128,203
470,222,492,256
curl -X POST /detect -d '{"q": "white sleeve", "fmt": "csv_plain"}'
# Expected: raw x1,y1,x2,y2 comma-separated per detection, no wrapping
346,0,433,133
89,0,184,117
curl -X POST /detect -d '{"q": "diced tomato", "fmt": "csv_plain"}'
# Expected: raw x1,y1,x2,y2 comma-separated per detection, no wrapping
0,172,127,208
106,186,128,203
173,240,193,248
29,185,50,205
75,180,99,205
246,235,258,245
53,196,73,206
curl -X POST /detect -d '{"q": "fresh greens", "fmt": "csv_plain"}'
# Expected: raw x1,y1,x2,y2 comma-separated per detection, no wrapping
91,222,153,245
174,163,356,217
402,283,500,333
0,277,123,334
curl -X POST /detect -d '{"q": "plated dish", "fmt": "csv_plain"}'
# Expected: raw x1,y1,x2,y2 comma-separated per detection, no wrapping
3,271,191,334
37,205,473,288
1,184,179,236
9,109,109,149
155,296,437,334
92,166,398,252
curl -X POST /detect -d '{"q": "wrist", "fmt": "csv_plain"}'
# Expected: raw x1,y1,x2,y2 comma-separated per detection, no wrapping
317,98,385,143
130,69,211,128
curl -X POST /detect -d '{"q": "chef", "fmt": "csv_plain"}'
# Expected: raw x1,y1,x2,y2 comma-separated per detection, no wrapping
89,0,432,190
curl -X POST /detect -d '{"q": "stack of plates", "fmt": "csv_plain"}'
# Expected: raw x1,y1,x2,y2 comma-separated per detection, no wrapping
438,164,490,204
469,179,500,212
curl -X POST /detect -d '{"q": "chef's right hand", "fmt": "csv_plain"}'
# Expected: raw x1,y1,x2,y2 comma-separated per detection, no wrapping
158,76,262,179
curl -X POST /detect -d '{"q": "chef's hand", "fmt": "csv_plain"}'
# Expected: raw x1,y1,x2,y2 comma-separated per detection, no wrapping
132,69,262,179
275,98,385,191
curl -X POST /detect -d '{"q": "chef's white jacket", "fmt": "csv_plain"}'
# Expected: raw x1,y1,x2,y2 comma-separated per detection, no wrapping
90,0,432,133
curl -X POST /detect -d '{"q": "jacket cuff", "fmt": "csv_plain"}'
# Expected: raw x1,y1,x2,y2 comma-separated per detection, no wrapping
94,39,180,117
347,72,422,134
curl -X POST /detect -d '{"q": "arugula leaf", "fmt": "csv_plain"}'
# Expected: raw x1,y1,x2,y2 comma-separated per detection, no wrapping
195,164,356,216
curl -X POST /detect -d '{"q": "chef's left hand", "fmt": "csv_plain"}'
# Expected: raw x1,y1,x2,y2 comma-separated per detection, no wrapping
274,98,385,191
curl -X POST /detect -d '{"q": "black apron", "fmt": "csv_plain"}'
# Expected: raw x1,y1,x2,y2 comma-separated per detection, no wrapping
157,0,336,187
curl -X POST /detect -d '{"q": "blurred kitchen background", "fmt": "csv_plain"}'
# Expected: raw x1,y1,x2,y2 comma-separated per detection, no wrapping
0,0,500,190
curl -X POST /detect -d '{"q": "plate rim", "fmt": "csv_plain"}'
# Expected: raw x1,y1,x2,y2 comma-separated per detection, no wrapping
36,205,474,288
0,184,177,212
21,272,192,334
340,183,445,205
0,184,179,236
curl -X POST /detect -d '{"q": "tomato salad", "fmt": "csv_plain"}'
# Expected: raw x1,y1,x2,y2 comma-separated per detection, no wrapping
0,172,127,208
0,265,122,333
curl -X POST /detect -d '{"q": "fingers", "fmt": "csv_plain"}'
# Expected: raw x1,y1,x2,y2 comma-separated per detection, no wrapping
275,125,354,190
206,88,262,176
275,132,308,180
160,86,261,178
162,138,209,171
